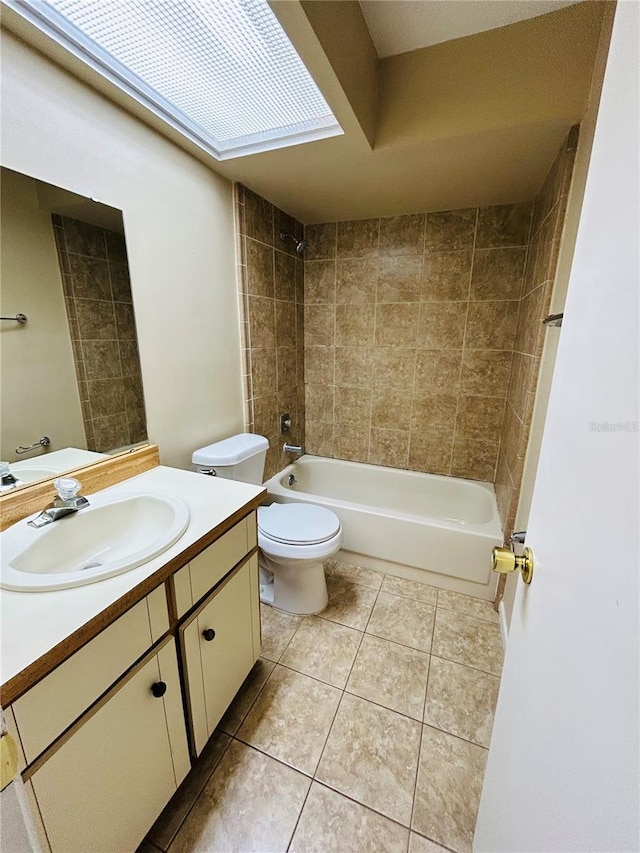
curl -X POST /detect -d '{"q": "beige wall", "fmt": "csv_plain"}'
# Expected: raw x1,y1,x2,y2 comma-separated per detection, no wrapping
235,185,306,480
375,3,604,149
302,205,532,481
231,2,604,224
1,169,86,460
299,0,378,146
1,31,244,470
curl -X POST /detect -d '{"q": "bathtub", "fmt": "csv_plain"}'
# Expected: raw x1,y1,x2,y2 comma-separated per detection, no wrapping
264,455,503,600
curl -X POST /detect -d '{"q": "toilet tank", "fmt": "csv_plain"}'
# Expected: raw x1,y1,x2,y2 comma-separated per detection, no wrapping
192,433,269,484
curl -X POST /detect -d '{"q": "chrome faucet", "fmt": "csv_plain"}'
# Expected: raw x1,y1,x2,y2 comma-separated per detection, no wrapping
283,442,303,457
28,477,89,528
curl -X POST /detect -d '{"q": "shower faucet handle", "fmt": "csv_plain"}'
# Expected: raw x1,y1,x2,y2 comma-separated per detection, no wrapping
280,413,292,433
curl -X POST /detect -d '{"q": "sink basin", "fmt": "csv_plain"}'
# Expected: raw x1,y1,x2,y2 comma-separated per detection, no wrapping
9,465,59,484
0,492,190,591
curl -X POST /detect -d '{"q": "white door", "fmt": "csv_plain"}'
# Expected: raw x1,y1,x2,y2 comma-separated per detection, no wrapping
475,3,639,851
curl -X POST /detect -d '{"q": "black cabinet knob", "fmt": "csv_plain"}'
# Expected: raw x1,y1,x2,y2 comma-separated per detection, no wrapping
202,628,216,642
151,681,167,698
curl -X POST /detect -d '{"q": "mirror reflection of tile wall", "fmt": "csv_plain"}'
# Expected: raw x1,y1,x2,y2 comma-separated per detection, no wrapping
52,216,147,452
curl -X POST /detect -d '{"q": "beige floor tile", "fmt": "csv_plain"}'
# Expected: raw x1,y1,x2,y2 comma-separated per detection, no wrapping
412,726,487,853
290,782,409,853
147,730,230,850
219,657,275,735
431,609,504,675
280,616,362,688
437,589,499,623
321,574,378,630
326,559,384,590
316,693,421,826
381,575,439,605
408,832,450,853
424,657,500,747
237,665,341,775
346,634,430,720
167,740,310,853
367,592,435,652
260,603,303,662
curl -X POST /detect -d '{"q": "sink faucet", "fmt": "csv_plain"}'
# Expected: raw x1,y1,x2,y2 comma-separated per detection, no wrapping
283,443,303,457
28,477,89,528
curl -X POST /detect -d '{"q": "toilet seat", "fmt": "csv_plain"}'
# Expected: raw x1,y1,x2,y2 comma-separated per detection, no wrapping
258,503,340,546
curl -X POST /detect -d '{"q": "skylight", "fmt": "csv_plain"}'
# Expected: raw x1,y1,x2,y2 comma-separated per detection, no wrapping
8,0,343,159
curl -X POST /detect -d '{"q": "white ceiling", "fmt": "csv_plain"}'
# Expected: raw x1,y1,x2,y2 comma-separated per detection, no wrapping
359,0,585,57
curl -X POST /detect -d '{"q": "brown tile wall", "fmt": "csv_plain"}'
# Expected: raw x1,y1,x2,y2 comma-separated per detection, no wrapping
302,203,533,481
52,216,147,452
494,127,579,538
234,185,305,480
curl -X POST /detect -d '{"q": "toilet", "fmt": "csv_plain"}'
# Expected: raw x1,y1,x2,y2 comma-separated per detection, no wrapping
192,433,342,615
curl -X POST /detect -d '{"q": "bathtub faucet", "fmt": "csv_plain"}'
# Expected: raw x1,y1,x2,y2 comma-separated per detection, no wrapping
283,442,303,456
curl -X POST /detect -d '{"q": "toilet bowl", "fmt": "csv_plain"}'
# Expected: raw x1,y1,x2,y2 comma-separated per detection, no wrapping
257,503,342,614
192,433,341,615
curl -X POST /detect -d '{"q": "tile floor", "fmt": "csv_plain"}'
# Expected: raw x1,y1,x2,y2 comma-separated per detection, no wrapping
142,560,503,853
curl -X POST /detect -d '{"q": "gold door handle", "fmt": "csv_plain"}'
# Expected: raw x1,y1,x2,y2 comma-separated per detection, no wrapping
492,546,535,585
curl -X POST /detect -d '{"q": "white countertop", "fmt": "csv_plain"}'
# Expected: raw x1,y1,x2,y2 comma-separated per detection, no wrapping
0,466,264,693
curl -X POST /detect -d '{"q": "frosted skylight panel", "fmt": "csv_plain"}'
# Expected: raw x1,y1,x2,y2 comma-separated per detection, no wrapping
14,0,342,157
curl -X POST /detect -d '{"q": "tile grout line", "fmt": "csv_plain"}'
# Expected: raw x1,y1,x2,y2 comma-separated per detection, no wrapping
270,648,497,747
304,575,383,817
408,583,440,834
284,771,313,852
450,206,479,477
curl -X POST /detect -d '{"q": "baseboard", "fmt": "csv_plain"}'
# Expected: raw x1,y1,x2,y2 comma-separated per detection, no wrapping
498,599,509,650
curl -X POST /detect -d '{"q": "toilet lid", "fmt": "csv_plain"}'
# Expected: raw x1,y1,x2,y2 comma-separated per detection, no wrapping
258,504,340,545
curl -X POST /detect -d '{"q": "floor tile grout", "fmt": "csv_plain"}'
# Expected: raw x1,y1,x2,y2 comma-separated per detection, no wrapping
270,625,502,679
310,608,369,773
284,772,313,852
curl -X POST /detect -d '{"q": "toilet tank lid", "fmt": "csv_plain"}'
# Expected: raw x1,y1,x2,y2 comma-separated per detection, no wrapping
192,433,269,466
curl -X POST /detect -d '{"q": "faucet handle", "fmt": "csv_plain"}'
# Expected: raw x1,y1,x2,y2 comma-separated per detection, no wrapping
54,477,82,501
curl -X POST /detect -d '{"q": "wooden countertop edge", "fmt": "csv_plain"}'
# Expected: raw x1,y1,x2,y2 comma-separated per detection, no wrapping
0,489,266,707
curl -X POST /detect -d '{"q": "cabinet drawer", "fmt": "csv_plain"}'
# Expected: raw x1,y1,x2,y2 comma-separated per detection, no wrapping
180,554,259,756
29,637,188,853
13,589,169,764
172,512,256,617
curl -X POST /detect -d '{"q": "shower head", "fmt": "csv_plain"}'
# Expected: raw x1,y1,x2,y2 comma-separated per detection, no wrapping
279,232,308,256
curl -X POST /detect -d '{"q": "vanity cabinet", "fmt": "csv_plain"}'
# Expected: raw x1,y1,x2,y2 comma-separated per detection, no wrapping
180,553,260,755
4,507,262,852
171,511,257,617
29,637,188,853
12,586,169,765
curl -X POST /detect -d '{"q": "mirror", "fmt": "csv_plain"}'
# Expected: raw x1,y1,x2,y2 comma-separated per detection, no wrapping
1,167,148,489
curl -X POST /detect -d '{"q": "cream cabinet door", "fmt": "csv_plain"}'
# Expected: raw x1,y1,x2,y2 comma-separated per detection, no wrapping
181,554,259,756
29,638,188,853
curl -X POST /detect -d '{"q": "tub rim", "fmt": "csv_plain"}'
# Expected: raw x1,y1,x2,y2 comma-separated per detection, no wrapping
264,454,502,538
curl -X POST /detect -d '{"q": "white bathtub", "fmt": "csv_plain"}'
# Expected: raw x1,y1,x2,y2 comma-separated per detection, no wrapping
264,455,503,601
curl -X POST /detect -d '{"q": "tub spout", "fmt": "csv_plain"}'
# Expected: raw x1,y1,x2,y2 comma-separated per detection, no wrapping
283,443,303,456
